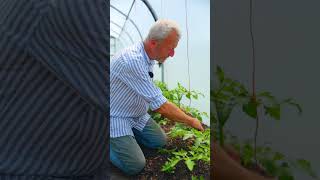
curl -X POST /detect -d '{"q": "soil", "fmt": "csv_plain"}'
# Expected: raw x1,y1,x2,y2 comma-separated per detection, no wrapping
132,122,210,180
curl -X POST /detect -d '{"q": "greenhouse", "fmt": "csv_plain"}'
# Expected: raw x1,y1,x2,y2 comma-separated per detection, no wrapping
110,0,210,179
1,0,319,180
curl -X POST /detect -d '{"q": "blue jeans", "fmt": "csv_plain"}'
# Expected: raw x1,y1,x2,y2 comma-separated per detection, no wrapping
110,118,167,175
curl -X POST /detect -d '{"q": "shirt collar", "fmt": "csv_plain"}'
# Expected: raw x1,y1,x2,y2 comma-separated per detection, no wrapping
140,41,155,66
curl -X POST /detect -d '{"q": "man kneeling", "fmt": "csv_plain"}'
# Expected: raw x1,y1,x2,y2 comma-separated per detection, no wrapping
110,19,204,175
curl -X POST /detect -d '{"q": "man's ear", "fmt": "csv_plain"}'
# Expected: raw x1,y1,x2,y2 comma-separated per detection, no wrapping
150,40,157,48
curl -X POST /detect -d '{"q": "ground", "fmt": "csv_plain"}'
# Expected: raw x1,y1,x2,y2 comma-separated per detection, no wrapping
109,122,210,180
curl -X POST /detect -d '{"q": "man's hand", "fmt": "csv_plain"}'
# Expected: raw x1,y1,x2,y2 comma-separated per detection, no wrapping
189,117,204,131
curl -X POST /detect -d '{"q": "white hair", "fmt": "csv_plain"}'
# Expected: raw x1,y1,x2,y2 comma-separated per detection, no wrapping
146,19,181,41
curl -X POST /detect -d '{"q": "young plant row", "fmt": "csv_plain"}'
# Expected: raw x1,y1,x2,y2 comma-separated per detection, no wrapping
160,124,210,173
152,81,210,177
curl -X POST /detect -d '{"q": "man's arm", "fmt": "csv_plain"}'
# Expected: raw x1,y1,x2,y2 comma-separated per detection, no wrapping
154,101,204,131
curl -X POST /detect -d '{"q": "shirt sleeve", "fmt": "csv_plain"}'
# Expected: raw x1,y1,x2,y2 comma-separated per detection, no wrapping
115,57,167,111
27,0,109,114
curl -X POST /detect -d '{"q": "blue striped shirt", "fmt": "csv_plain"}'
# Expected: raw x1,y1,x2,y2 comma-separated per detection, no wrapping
110,42,167,138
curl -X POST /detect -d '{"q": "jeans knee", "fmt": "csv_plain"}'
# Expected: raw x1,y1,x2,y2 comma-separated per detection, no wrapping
125,156,146,175
158,134,167,147
152,133,167,148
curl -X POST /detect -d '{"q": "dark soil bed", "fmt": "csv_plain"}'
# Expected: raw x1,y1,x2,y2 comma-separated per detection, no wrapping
132,123,210,180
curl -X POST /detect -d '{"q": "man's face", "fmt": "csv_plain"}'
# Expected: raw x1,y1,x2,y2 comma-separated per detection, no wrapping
154,30,179,63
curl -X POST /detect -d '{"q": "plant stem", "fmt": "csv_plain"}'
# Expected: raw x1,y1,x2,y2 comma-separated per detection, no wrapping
250,0,256,98
219,124,224,147
254,114,259,165
215,82,226,96
249,0,259,165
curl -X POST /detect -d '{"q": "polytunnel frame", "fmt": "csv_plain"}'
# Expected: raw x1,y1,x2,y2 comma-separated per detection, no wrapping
110,21,134,44
110,0,165,82
110,35,127,56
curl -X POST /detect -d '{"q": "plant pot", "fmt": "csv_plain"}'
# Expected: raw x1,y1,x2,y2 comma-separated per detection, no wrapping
223,144,276,179
223,144,241,164
247,162,275,179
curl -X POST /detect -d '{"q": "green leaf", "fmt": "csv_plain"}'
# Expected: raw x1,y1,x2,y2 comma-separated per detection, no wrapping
242,143,254,166
273,152,285,161
296,159,311,169
258,91,273,97
263,159,277,175
161,158,181,173
221,85,234,93
185,159,195,171
296,159,318,178
202,112,209,118
172,150,188,157
279,175,294,180
158,148,177,154
258,91,275,99
192,176,205,180
257,91,278,105
283,98,302,114
192,94,199,99
265,104,280,120
242,99,258,119
183,133,194,140
159,119,167,125
195,154,204,161
216,66,225,84
186,92,191,99
277,165,294,180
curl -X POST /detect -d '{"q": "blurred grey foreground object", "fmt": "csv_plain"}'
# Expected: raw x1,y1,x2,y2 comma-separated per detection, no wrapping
0,0,109,179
